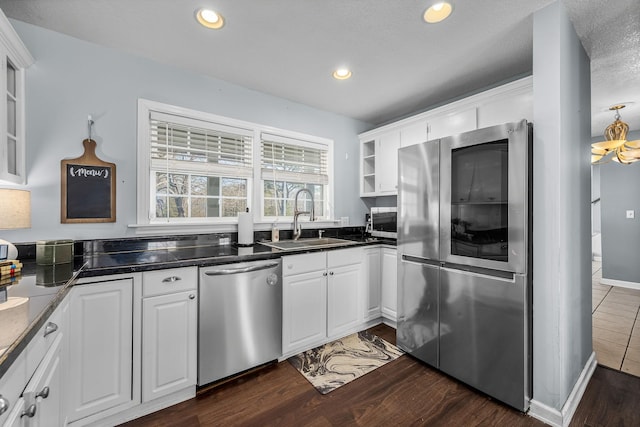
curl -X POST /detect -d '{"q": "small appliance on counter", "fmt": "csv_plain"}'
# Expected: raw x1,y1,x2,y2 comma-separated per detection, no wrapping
370,207,397,239
36,240,74,265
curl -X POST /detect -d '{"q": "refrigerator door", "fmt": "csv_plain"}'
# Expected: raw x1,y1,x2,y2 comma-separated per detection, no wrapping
439,266,530,411
440,120,530,273
398,140,439,260
396,256,439,366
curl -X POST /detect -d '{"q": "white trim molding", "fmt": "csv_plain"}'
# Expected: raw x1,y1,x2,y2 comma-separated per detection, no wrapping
0,10,34,68
528,351,597,427
600,277,640,290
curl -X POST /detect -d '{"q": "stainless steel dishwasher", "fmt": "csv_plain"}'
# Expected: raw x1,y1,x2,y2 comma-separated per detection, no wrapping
198,259,282,386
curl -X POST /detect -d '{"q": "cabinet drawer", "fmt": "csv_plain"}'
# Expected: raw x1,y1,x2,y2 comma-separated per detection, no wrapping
282,252,326,277
143,267,197,297
26,304,63,376
327,247,363,268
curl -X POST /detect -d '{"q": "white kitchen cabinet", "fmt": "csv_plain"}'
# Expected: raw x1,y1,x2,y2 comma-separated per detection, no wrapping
400,120,428,148
381,247,398,322
361,138,376,195
141,267,197,403
376,131,400,194
476,85,533,129
67,278,134,423
0,296,67,427
3,396,26,427
20,335,63,427
358,77,532,198
282,268,327,355
427,107,477,141
282,248,364,356
326,249,363,339
0,10,33,184
364,247,381,320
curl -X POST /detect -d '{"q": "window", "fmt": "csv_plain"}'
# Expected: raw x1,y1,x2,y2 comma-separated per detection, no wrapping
261,134,329,220
141,104,253,223
137,99,333,228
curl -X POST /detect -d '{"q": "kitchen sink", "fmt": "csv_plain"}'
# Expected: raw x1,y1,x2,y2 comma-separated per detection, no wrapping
259,237,358,250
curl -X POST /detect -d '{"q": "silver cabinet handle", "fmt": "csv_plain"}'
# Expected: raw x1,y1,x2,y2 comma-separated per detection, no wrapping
189,294,196,300
21,403,36,418
329,271,334,275
162,276,182,283
0,395,9,415
323,272,327,276
44,322,58,337
36,386,50,399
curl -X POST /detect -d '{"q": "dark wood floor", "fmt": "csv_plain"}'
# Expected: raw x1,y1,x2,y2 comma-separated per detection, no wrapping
121,324,640,426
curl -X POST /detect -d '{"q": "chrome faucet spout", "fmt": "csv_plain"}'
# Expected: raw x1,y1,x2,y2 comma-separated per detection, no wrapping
293,188,315,240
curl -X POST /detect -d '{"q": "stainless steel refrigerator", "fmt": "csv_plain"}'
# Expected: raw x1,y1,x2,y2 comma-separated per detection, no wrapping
397,120,532,411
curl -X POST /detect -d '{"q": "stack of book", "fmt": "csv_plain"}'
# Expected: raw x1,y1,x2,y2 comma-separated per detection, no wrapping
0,260,22,286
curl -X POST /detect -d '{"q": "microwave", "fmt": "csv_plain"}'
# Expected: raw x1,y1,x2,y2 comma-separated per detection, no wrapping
370,207,397,239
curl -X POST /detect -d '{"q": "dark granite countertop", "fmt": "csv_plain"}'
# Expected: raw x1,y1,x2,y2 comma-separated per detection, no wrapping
1,228,395,378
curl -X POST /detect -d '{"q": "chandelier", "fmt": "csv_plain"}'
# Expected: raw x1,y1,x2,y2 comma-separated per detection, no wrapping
591,105,640,164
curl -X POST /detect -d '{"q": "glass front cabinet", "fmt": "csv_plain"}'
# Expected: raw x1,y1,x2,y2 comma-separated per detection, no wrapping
0,11,33,184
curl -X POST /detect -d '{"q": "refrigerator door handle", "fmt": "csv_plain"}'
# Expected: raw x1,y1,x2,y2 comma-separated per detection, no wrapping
401,254,441,267
441,265,516,283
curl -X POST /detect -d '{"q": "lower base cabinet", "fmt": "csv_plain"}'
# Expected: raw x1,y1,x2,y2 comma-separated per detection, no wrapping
381,247,398,322
141,267,197,403
67,278,134,424
282,248,364,357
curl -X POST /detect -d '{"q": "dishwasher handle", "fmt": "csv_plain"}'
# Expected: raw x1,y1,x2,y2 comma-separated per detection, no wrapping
204,262,279,276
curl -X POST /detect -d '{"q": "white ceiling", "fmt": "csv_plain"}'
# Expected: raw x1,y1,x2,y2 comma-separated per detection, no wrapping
0,0,638,136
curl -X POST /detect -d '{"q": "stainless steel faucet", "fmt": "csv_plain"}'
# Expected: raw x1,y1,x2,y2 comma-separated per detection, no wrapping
293,188,315,240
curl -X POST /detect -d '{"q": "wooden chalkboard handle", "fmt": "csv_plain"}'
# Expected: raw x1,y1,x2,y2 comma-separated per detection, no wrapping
73,139,109,165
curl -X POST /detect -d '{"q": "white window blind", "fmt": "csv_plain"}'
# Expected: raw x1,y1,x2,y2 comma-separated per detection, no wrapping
150,111,253,177
148,110,253,221
260,133,328,184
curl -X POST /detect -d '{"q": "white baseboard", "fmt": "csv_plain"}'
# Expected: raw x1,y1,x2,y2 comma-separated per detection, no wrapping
84,387,195,427
528,351,596,427
601,277,640,290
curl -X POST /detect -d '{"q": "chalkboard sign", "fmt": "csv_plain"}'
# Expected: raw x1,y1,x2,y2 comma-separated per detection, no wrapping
61,139,116,223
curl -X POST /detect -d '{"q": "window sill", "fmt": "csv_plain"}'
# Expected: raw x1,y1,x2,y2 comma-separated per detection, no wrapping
128,220,343,236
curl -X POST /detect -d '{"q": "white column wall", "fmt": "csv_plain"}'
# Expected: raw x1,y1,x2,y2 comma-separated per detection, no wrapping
531,0,593,421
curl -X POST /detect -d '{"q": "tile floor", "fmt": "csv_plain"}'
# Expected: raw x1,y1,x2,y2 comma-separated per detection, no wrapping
592,261,640,377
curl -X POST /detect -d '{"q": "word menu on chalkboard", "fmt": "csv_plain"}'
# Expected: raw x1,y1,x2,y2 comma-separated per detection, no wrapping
61,139,116,223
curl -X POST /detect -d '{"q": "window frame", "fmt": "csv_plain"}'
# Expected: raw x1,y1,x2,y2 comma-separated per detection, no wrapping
136,99,334,232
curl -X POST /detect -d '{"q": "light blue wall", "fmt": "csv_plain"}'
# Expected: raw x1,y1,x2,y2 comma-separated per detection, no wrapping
2,20,371,243
598,129,640,284
532,0,592,416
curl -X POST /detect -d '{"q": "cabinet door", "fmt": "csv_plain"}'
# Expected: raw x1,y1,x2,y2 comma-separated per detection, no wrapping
400,120,428,148
476,88,533,129
327,263,361,338
427,108,477,141
381,248,398,321
23,335,63,427
282,271,327,355
67,279,133,423
376,131,400,194
3,396,26,427
364,248,381,320
142,290,197,402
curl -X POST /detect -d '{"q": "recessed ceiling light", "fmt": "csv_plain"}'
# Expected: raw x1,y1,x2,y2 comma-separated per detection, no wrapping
196,8,225,29
423,2,453,24
332,68,352,80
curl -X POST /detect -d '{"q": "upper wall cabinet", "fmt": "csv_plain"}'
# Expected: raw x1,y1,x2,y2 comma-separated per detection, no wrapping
0,11,34,184
359,77,532,197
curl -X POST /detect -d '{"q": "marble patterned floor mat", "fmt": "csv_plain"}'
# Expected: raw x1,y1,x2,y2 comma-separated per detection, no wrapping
288,330,404,394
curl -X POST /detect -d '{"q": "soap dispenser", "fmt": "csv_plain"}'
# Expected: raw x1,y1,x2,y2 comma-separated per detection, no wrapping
271,223,280,242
